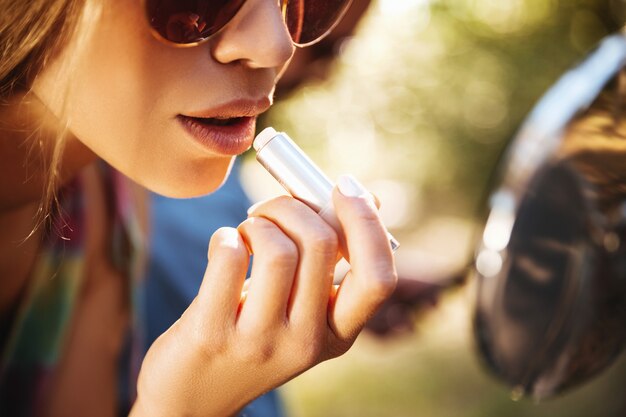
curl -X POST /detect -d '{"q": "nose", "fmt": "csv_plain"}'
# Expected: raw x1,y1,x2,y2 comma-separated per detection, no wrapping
211,0,295,69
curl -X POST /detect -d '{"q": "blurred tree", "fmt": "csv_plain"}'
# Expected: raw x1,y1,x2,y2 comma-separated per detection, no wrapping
267,3,626,417
265,0,624,233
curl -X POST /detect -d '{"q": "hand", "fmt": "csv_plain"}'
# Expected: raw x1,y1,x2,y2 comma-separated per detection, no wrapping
130,177,397,417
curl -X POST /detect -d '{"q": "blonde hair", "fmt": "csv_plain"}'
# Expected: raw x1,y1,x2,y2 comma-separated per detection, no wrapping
0,0,94,233
0,0,87,98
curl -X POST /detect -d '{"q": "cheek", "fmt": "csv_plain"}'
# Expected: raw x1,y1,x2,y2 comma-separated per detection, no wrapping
67,5,165,162
54,4,229,197
68,45,164,164
67,66,233,197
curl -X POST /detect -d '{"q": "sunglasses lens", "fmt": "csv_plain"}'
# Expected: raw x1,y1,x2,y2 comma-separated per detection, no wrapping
146,0,246,44
284,0,354,46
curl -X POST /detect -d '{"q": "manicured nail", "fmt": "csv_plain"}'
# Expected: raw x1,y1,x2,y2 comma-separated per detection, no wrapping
337,175,368,198
246,201,262,215
220,229,241,249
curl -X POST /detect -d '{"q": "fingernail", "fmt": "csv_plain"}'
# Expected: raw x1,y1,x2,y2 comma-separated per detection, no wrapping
219,228,241,249
337,175,368,198
246,201,262,215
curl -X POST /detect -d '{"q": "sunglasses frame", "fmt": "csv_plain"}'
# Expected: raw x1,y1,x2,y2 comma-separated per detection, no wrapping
141,0,355,49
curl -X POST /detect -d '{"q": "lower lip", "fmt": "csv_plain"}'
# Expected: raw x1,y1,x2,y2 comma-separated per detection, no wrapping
177,115,256,155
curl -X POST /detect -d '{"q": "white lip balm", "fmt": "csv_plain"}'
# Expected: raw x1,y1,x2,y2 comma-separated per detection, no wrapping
253,127,400,253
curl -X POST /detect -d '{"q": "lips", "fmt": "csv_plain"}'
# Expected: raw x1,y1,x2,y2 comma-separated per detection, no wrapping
191,116,244,126
178,114,256,155
178,98,271,155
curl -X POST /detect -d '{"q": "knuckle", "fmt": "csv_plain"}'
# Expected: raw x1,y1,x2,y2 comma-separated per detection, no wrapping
237,315,278,340
327,339,353,359
245,216,277,237
359,208,382,225
292,329,324,367
267,239,299,269
238,336,277,364
250,195,290,212
351,200,381,224
237,216,258,233
366,270,398,301
307,226,339,258
241,217,299,271
302,339,324,366
273,194,294,206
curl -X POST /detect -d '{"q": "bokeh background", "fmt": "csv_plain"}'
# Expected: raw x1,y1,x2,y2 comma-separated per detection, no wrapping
240,0,626,416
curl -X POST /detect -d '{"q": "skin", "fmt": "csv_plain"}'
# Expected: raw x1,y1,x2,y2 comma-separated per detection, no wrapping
0,0,398,415
32,0,293,198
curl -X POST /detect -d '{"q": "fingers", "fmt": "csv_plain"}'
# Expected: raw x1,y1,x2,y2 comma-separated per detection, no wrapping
196,227,249,325
237,217,299,328
247,196,338,324
205,176,394,352
329,175,398,342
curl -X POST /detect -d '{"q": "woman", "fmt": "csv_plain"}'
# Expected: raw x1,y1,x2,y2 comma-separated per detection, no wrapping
0,0,398,416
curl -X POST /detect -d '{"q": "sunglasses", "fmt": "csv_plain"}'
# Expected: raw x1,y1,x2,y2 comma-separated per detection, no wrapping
144,0,354,48
473,32,626,401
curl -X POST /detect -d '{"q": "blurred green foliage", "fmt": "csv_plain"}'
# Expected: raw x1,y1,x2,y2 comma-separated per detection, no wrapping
267,1,626,416
281,291,626,417
266,0,625,232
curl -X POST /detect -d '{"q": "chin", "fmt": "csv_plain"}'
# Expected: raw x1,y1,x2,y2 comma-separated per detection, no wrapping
134,156,235,199
155,176,230,199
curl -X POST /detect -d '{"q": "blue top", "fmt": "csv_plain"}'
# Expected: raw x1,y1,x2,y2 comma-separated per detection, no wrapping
142,160,285,417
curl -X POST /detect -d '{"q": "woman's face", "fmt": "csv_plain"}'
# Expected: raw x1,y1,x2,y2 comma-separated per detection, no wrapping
33,0,294,197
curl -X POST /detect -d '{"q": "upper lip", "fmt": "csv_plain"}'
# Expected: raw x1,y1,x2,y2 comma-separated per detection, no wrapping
182,97,272,119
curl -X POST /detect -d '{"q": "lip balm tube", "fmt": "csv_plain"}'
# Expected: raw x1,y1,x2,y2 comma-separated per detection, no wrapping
253,127,400,255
